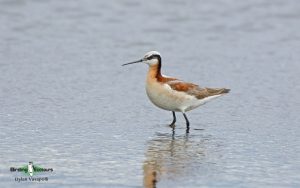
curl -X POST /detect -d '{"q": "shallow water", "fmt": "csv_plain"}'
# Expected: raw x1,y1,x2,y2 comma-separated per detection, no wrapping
0,0,300,187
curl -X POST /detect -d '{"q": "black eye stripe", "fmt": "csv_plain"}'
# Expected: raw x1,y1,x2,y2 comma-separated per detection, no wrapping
147,55,157,60
146,54,160,60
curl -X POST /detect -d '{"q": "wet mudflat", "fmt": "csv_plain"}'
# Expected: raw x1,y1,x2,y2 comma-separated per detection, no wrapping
0,0,300,187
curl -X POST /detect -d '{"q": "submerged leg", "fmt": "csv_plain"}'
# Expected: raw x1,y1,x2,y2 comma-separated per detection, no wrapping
169,111,176,127
183,113,190,133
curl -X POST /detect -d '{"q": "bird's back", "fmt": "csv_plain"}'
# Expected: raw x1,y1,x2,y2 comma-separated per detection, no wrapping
167,80,230,99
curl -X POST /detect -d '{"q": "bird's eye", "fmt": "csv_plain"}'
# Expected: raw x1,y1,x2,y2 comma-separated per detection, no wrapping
147,56,153,60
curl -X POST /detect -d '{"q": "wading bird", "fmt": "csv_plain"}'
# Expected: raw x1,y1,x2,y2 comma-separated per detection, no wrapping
123,51,230,132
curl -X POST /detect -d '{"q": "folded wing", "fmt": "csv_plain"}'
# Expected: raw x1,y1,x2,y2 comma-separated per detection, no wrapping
167,80,230,99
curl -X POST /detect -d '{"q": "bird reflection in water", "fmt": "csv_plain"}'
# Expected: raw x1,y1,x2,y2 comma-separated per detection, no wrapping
143,129,208,188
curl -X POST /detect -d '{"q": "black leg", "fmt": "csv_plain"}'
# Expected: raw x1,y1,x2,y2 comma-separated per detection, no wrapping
183,113,190,133
169,111,176,127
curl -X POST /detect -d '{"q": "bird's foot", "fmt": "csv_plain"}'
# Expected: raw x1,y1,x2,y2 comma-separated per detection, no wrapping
186,127,190,133
169,123,176,128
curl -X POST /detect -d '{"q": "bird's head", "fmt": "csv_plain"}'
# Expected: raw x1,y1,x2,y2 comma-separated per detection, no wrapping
123,51,161,67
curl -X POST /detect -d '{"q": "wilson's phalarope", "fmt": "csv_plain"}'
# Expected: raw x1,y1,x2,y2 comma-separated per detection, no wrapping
123,51,230,132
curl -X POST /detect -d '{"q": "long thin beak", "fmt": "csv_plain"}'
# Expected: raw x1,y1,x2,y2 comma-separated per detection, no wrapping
122,59,143,66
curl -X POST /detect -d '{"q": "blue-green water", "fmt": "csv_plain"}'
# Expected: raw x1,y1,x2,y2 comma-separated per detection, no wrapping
0,0,300,187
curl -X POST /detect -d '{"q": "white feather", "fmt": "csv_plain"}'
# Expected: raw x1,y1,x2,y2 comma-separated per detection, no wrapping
146,82,223,113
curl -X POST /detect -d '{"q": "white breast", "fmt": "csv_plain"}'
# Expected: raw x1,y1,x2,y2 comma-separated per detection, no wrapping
146,81,198,112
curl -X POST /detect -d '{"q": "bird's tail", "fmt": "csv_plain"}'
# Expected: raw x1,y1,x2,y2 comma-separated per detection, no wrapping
221,88,230,94
206,88,230,96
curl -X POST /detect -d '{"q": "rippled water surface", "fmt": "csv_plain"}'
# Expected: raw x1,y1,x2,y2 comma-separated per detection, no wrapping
1,0,300,187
